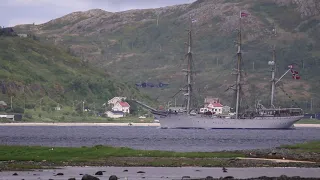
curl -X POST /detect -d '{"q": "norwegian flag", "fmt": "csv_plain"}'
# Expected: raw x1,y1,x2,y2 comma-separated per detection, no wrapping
291,69,301,80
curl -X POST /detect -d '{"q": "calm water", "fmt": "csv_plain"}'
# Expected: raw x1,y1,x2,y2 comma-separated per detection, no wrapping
0,126,319,151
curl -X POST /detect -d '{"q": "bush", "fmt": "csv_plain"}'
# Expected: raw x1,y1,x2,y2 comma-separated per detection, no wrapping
24,112,32,119
13,107,24,113
25,104,36,109
63,112,70,116
5,108,13,113
0,107,5,112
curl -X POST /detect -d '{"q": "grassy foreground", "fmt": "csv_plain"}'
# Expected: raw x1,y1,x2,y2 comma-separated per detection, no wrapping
0,141,319,170
0,145,243,162
295,119,320,124
281,141,320,152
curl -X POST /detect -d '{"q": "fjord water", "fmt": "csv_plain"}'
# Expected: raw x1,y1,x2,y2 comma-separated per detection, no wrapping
0,126,319,151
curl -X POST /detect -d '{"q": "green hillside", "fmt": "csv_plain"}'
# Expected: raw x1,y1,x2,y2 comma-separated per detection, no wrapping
13,0,320,112
0,35,153,121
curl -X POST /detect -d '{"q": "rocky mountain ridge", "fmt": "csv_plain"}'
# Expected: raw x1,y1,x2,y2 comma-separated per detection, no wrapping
13,0,320,110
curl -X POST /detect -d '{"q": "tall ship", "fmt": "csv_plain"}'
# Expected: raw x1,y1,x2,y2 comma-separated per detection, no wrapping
134,12,303,129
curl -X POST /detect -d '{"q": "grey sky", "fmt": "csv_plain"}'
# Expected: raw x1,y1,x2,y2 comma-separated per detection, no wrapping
1,0,196,27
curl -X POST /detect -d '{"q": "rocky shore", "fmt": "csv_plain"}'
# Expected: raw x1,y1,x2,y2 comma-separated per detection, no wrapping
241,148,320,163
1,167,319,180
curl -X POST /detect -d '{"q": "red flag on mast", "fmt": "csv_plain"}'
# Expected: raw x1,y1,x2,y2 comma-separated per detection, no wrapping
291,69,301,80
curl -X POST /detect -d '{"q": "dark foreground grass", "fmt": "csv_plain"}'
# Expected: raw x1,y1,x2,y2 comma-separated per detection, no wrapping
0,145,244,163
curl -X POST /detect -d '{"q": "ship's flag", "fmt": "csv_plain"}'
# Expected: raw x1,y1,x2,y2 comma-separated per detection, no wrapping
240,11,249,18
291,69,301,80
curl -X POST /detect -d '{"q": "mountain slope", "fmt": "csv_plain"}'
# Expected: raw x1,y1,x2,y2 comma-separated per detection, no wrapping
0,36,152,112
14,0,320,111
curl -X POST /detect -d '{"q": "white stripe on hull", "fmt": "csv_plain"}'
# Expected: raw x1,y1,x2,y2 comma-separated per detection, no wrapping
154,114,303,129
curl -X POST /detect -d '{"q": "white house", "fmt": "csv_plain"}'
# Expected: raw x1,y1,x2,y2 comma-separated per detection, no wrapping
112,101,130,114
207,102,223,114
107,97,127,107
105,111,125,118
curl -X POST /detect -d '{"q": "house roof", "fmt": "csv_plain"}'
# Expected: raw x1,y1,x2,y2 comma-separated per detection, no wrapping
208,103,223,107
118,102,130,107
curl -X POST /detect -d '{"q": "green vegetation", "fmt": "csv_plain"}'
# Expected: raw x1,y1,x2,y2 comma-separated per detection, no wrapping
1,141,320,169
0,145,244,163
0,36,155,121
22,108,154,123
296,119,320,124
281,141,320,153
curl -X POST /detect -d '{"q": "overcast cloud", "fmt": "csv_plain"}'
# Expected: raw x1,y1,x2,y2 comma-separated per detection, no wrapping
1,0,195,27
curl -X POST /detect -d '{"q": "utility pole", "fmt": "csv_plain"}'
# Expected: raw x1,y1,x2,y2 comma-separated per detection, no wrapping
93,103,96,116
310,98,313,112
24,95,26,110
10,96,13,110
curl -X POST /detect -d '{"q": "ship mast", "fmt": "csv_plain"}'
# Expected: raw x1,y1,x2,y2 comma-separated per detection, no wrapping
235,12,243,119
183,17,194,114
270,25,277,108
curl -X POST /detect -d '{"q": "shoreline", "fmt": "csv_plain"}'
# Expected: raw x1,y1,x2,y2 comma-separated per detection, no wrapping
0,122,319,128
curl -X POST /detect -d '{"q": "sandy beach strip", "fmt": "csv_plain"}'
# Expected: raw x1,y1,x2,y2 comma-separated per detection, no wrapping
0,123,319,128
294,124,320,128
